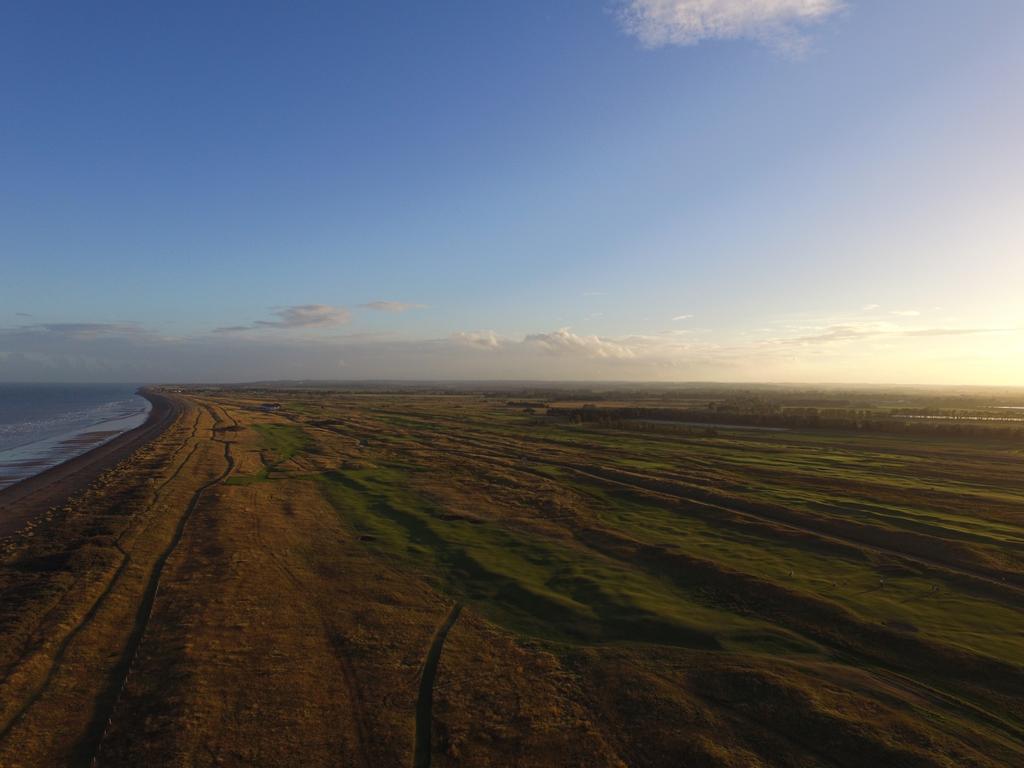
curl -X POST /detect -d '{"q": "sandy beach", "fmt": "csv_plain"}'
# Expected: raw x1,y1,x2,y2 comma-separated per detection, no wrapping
0,389,182,538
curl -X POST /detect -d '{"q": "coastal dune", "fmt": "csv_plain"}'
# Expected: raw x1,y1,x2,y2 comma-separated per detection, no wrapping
0,389,1021,766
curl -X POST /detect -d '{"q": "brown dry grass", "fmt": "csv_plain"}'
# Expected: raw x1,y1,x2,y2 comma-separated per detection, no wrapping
0,389,1021,767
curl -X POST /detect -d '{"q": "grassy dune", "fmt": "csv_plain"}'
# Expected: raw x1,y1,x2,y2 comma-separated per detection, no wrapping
0,389,1021,766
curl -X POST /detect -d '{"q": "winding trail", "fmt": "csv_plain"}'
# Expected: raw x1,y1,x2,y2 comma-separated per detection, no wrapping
413,603,463,768
81,402,237,765
0,396,195,745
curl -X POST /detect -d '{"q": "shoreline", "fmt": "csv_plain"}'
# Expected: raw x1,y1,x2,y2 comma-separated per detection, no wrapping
0,388,183,539
0,394,153,492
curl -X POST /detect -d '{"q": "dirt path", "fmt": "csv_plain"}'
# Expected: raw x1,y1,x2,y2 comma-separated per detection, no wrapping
0,406,202,692
0,397,198,749
1,401,232,761
414,603,463,768
82,403,238,765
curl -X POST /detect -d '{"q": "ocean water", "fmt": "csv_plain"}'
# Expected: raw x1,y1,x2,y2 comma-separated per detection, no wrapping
0,384,151,491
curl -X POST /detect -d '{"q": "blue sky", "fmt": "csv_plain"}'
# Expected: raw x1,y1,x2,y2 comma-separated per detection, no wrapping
2,1,1022,383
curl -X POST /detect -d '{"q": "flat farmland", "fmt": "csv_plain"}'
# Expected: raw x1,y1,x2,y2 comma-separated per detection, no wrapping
1,389,1022,767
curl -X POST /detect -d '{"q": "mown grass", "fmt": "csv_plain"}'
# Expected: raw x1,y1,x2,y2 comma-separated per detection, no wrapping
196,391,1024,761
261,395,1024,665
315,404,1024,667
569,479,1024,665
252,423,311,461
225,423,311,485
540,422,1023,553
318,464,818,655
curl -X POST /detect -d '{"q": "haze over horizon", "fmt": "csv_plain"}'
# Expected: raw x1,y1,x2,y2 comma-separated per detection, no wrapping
2,1,1022,385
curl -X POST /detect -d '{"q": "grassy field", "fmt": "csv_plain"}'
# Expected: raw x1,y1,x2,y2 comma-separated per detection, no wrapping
0,388,1021,766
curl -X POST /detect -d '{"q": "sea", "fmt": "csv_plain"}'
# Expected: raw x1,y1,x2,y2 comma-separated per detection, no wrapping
0,384,151,491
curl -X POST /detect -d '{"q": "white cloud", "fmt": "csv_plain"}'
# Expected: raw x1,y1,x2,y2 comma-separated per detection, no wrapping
862,304,880,311
3,312,1020,385
891,309,921,317
360,300,425,313
618,0,843,53
524,328,636,359
672,314,694,321
451,330,501,350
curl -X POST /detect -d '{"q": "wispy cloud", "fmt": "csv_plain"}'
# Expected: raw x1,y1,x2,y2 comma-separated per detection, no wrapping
672,314,694,321
891,309,921,317
215,304,351,333
903,327,1012,338
617,0,844,54
771,324,875,345
2,311,1019,385
261,305,352,328
210,325,252,334
10,322,149,340
767,323,1012,346
359,300,425,313
862,304,880,311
